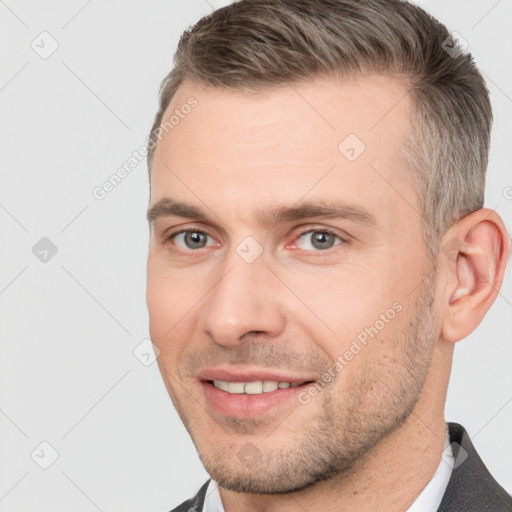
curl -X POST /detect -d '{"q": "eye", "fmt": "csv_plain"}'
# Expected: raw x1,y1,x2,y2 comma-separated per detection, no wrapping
294,229,344,251
170,230,218,250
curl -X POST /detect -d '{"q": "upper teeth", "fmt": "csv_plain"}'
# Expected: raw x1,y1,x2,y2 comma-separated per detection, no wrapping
213,380,300,394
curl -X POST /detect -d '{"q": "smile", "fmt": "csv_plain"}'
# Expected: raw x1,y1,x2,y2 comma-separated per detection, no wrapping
200,378,316,418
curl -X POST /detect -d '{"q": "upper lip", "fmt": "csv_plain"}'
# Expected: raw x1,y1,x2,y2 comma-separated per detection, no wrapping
196,366,316,384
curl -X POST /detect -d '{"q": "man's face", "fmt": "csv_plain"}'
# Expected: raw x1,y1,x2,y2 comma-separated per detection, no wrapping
146,76,440,493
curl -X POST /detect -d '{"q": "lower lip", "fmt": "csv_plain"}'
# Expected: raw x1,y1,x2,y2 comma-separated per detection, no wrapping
200,381,311,418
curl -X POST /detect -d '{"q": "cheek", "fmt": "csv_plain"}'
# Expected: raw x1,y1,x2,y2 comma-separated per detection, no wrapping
286,263,415,370
146,255,201,350
288,268,392,336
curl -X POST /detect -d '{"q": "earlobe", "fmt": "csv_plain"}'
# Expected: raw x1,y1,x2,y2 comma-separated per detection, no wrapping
440,209,510,343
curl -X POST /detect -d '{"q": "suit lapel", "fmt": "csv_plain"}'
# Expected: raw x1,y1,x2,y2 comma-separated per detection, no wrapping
437,423,511,511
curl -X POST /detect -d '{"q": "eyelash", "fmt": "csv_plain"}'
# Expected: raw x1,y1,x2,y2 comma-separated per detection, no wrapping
165,226,347,255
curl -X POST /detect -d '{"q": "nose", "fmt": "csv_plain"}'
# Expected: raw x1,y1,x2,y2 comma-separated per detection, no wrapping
199,252,286,347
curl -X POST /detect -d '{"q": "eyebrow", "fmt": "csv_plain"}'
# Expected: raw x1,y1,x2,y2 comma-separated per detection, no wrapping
147,197,376,228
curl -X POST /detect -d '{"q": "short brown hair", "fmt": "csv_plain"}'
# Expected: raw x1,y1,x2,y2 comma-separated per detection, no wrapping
147,0,492,256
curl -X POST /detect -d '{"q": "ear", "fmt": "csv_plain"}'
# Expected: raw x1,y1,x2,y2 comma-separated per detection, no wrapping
439,208,510,343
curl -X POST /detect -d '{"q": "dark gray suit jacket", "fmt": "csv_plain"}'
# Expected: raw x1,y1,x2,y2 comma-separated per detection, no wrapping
170,423,512,511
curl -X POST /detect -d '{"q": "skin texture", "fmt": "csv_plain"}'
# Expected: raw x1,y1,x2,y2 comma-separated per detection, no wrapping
146,76,509,511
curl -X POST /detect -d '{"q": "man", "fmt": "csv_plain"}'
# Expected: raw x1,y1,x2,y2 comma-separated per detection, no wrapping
145,0,511,510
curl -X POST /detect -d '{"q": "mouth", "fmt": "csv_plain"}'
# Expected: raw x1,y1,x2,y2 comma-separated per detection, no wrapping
199,376,317,419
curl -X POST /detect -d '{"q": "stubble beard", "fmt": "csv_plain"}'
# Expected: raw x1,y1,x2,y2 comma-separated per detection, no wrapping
179,273,438,495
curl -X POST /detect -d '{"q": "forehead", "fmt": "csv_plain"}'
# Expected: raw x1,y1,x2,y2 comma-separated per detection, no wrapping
150,75,417,228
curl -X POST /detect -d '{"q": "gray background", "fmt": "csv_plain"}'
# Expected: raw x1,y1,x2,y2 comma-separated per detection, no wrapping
1,1,510,511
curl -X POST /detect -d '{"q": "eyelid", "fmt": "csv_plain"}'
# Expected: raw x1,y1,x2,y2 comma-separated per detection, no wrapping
164,222,218,240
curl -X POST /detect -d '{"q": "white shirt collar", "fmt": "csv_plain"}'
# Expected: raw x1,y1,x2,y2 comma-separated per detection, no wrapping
203,427,453,512
203,480,224,512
